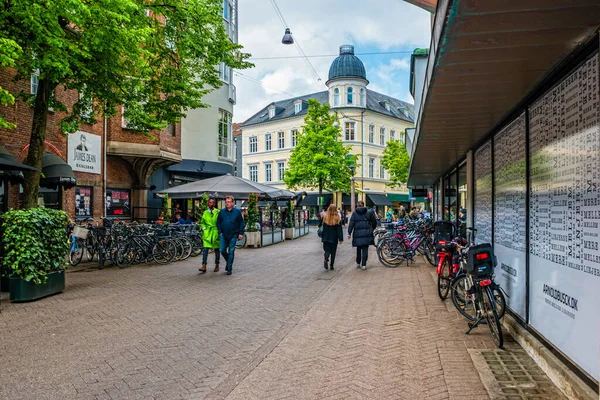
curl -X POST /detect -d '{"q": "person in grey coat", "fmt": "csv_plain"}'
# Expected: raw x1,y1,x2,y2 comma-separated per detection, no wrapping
347,201,378,270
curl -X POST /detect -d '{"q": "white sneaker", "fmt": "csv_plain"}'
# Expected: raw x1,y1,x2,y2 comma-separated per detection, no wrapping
356,263,361,269
361,265,366,270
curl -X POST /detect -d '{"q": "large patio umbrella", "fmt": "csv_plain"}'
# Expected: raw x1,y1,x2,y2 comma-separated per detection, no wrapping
0,145,39,184
158,174,296,200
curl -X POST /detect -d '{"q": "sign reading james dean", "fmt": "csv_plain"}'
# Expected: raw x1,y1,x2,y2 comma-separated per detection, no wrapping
68,131,101,174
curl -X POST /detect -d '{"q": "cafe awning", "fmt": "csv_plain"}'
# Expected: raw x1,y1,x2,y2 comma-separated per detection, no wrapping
366,193,392,206
0,145,39,184
387,193,410,202
298,194,332,207
40,152,76,189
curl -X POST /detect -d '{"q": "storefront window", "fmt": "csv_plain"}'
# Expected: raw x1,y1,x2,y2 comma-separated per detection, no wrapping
0,180,5,213
106,188,131,217
75,186,93,218
38,187,61,209
444,172,457,224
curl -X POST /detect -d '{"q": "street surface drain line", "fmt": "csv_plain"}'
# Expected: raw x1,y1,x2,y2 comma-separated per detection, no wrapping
469,349,567,400
209,259,353,399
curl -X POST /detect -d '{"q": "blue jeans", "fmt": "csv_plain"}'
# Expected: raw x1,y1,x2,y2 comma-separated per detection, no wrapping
219,234,237,272
202,247,220,265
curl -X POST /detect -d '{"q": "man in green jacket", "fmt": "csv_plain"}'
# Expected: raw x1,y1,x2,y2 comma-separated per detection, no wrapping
200,198,220,273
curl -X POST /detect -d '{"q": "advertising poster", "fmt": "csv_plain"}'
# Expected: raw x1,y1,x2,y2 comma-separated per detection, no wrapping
75,186,93,217
106,189,131,217
474,140,492,244
529,54,600,381
68,131,101,174
494,113,527,319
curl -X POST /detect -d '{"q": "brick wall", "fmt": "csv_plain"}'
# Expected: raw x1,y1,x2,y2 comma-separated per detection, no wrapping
0,67,181,220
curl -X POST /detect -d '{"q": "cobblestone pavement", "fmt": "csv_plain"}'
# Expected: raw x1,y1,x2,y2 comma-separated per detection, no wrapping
0,231,562,400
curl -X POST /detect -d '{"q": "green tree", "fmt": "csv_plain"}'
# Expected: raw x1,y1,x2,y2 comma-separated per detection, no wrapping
381,137,410,188
0,0,252,208
284,99,357,200
245,193,259,232
0,38,21,129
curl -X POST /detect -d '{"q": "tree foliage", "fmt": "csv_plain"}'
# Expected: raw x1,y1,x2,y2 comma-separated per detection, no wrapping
284,99,357,197
0,0,252,208
381,137,410,188
245,193,259,232
0,38,21,129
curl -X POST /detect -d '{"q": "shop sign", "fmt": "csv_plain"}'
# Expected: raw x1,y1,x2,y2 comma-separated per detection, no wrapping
106,189,130,217
68,131,101,174
75,186,93,217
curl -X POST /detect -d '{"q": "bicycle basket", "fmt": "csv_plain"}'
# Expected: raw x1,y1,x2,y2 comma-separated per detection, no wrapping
466,243,496,277
434,221,455,250
72,226,89,239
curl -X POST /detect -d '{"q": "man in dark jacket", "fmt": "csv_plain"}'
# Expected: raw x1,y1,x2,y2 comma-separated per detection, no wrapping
216,196,245,275
348,201,377,270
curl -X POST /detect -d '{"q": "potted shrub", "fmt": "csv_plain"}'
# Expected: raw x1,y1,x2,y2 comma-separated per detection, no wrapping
284,201,295,240
1,208,70,302
245,193,261,247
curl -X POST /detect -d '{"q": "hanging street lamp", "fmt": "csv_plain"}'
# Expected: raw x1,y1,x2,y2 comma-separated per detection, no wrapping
281,28,294,45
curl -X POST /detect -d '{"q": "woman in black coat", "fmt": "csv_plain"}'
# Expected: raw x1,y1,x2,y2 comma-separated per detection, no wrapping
319,204,344,270
347,201,377,270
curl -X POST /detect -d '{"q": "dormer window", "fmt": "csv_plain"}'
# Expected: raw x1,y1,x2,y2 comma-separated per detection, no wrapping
268,106,275,119
294,101,302,114
398,106,410,119
333,88,340,106
384,101,391,111
347,87,353,104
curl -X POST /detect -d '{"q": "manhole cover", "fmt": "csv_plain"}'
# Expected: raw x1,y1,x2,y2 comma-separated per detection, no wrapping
469,349,566,399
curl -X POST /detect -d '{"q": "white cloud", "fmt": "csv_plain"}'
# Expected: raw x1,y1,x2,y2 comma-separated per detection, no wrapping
234,0,431,122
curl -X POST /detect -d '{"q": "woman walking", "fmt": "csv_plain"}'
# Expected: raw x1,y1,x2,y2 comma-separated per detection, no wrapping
348,201,377,270
319,204,344,270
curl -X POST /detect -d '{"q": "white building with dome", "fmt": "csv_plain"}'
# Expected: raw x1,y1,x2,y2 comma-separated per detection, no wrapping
241,45,417,216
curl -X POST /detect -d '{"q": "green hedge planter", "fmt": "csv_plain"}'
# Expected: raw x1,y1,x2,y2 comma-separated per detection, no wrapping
9,270,65,302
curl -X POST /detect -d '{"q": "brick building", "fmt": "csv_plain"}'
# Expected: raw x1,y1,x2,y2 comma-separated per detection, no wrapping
0,67,181,221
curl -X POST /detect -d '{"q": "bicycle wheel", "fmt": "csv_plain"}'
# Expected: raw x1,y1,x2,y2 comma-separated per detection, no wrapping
451,275,476,321
152,240,176,264
85,234,96,262
482,285,504,348
116,243,134,268
172,239,185,261
423,240,436,266
190,235,203,257
235,234,246,249
437,257,451,300
69,238,84,266
492,285,506,319
376,238,406,268
178,237,193,261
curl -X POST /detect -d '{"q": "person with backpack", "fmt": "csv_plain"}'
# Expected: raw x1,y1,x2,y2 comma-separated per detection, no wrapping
348,201,377,270
318,204,343,270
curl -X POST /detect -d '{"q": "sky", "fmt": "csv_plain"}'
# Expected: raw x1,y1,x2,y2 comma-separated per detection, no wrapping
233,0,432,123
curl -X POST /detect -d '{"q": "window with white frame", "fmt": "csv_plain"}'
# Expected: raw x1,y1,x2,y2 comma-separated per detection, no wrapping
31,73,39,95
333,88,340,106
359,88,365,106
368,157,375,178
291,129,298,147
269,107,275,118
380,162,385,179
277,131,285,148
265,163,272,182
347,87,353,104
368,125,375,143
277,161,285,181
265,133,272,151
399,131,405,145
249,136,257,153
218,109,232,158
294,102,301,114
390,130,396,141
249,165,258,182
218,62,231,84
345,122,355,141
380,127,385,145
222,0,229,20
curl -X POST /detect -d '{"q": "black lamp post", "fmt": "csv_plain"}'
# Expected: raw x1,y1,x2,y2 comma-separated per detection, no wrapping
282,28,294,45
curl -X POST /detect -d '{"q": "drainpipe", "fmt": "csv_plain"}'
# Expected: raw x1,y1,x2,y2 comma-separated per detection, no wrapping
360,110,366,203
103,117,107,218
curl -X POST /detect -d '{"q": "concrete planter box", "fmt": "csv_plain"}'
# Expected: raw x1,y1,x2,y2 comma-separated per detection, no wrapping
9,270,65,302
284,228,295,240
245,232,261,247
